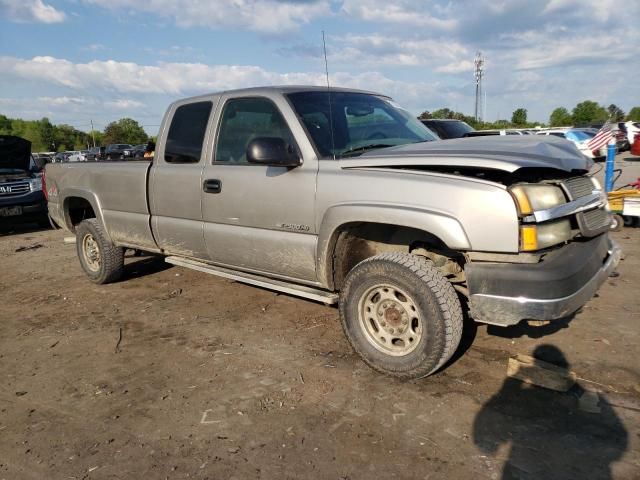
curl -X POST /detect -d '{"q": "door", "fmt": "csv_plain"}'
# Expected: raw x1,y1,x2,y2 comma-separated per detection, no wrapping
201,95,318,283
149,98,216,258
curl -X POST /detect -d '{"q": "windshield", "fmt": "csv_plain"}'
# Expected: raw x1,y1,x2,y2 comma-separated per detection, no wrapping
287,91,437,158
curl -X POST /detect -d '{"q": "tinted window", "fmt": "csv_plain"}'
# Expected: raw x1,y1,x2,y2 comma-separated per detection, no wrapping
423,120,474,139
549,132,566,137
215,97,294,163
165,101,213,163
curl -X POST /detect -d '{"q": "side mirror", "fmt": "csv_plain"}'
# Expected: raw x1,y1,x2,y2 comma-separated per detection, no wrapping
246,137,301,167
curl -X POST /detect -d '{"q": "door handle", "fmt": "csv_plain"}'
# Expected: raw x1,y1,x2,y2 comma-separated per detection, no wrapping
203,179,222,194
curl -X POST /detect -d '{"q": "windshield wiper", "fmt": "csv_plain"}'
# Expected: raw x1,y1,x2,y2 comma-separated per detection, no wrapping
339,143,395,158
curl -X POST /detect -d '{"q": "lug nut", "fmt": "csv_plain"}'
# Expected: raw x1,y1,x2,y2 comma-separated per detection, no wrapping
389,328,394,334
381,321,386,327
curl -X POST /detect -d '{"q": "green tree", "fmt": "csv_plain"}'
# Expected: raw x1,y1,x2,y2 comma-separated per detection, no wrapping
0,114,11,134
418,111,432,119
607,104,625,122
37,118,55,151
511,108,527,126
549,107,573,127
103,118,148,145
572,100,608,125
431,108,455,119
627,107,640,121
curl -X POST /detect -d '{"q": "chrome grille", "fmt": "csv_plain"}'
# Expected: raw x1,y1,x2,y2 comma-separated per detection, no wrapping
0,181,30,197
581,208,610,232
562,176,594,200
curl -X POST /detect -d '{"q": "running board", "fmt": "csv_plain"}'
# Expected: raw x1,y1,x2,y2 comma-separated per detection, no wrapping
165,256,338,305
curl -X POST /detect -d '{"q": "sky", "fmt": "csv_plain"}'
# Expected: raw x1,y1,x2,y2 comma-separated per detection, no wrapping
1,0,638,134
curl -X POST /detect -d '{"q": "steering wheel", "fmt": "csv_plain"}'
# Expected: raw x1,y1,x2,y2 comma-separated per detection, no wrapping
366,132,388,140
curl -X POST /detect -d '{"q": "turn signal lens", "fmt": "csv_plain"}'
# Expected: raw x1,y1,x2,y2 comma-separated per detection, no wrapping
511,186,533,215
520,220,572,251
520,225,538,251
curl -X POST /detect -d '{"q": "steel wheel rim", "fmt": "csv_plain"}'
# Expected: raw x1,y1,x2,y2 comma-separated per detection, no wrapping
82,233,101,272
357,284,423,356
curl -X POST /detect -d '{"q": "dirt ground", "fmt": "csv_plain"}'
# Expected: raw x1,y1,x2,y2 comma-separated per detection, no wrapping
1,205,640,478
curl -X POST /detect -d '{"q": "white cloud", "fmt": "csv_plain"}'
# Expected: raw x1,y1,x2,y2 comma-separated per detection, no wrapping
0,0,66,23
435,60,474,74
82,43,107,52
105,99,145,109
0,55,326,94
329,34,469,68
82,0,331,33
341,0,456,29
0,55,447,126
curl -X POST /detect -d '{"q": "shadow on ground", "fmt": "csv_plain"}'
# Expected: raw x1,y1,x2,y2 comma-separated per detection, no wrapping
124,253,173,280
0,218,51,236
473,344,628,479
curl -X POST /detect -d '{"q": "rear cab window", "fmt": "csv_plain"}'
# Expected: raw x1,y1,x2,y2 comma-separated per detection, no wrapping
165,101,213,163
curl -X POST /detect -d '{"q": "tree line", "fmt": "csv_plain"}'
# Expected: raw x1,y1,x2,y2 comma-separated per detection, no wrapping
0,114,150,152
420,101,640,129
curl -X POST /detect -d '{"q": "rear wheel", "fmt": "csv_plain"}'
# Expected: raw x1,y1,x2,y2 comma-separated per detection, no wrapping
76,219,124,284
339,252,463,379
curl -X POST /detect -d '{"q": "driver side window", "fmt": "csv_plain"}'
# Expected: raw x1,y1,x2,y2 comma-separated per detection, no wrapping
215,97,295,163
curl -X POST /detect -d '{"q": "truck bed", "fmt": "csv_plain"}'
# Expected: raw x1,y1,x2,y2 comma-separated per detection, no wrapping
46,160,157,250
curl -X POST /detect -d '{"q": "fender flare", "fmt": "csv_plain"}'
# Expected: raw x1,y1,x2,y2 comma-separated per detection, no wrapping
316,203,471,288
61,188,107,235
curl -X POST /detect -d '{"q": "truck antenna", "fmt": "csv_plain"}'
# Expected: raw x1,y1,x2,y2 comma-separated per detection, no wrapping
322,30,336,159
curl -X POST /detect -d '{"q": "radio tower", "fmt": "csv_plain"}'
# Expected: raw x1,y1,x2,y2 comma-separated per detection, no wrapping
474,51,485,122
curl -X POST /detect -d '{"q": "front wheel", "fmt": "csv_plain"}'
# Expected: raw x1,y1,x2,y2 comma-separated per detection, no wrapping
610,214,624,232
339,252,463,379
76,219,124,284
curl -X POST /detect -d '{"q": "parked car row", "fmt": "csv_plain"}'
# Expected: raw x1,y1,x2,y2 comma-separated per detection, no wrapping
42,144,150,163
420,118,635,162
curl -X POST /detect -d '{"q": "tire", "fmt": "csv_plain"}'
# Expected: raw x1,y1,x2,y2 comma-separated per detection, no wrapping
610,214,624,232
75,219,124,284
339,252,463,379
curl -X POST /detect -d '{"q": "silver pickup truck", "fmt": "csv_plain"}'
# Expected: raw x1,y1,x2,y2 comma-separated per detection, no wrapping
45,86,621,379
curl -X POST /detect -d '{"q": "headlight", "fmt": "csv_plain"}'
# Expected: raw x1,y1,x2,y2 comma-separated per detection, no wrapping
510,184,567,215
520,219,571,251
29,177,43,192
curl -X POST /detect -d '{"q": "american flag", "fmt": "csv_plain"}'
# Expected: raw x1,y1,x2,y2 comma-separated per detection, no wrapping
587,121,613,152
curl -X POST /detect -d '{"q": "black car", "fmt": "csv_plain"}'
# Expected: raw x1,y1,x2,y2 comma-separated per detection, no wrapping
86,146,106,161
420,119,475,139
131,144,147,158
0,136,48,226
104,144,133,160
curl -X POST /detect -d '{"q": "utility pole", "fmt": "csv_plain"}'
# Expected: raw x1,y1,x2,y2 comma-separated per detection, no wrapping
474,52,485,122
90,119,96,148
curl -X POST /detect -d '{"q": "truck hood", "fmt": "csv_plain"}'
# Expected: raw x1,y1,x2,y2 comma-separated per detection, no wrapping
339,135,592,173
0,135,32,172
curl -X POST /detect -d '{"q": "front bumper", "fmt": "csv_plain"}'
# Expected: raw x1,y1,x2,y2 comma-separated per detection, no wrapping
0,190,47,218
466,235,622,326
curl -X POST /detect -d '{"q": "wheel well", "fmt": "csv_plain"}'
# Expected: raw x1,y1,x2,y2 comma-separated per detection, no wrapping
330,223,465,290
65,197,96,230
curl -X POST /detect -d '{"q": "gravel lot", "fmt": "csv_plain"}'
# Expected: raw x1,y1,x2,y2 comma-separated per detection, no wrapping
1,156,639,479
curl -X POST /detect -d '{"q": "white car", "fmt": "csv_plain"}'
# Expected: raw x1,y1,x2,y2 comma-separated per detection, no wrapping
621,121,640,145
536,128,610,160
67,150,88,162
